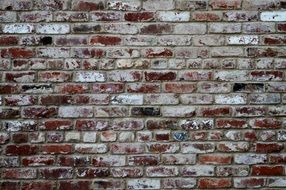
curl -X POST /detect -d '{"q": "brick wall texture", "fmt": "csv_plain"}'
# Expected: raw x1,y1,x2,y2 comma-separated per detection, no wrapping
0,0,286,189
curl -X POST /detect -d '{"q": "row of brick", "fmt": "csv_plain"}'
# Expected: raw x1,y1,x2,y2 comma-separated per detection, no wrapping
0,0,286,11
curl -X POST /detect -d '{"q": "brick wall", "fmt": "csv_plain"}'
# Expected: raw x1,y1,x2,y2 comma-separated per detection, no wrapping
0,0,286,189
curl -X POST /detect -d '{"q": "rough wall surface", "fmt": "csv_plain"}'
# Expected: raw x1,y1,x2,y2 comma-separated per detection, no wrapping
0,0,286,189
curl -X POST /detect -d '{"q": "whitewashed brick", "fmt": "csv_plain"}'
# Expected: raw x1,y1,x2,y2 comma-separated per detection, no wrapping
3,24,33,33
74,71,106,82
157,11,190,22
37,24,70,34
261,11,286,21
111,94,143,105
127,179,161,190
58,106,93,118
228,35,259,45
215,94,247,104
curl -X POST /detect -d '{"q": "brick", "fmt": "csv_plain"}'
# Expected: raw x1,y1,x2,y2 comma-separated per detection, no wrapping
91,12,122,21
90,35,122,46
109,71,142,82
1,48,34,59
162,106,195,117
72,24,102,33
37,47,69,58
22,182,55,190
157,11,190,22
147,143,179,153
19,11,52,22
0,0,33,10
181,165,215,176
140,24,173,34
2,168,37,179
54,12,88,22
22,107,58,118
217,166,249,176
125,12,154,22
58,106,93,118
107,0,141,11
40,119,72,131
199,154,232,164
6,145,38,156
192,11,222,21
111,167,143,178
174,23,206,34
209,0,241,9
71,0,104,11
269,178,286,187
34,0,69,10
93,155,125,167
162,178,196,189
74,71,106,82
41,144,72,154
143,0,174,10
37,24,70,34
104,23,138,34
261,12,286,21
127,179,160,189
198,178,232,189
223,11,258,21
181,142,215,153
39,168,73,179
111,143,144,154
252,165,284,176
75,144,107,154
243,0,283,10
227,35,259,45
243,22,275,34
234,178,266,188
209,23,241,33
22,156,55,166
146,166,178,177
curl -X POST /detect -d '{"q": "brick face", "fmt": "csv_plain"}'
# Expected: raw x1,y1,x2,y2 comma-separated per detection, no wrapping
0,0,286,189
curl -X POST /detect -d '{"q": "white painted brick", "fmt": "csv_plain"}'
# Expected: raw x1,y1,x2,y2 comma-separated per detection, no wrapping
58,106,93,118
111,94,143,105
74,71,106,82
157,11,190,22
162,106,196,117
83,132,97,143
234,154,267,164
3,24,33,33
37,24,70,34
174,23,206,34
215,94,247,104
143,0,174,10
75,144,108,153
65,132,80,142
228,35,259,45
107,0,141,11
127,179,161,190
181,165,215,176
261,11,286,21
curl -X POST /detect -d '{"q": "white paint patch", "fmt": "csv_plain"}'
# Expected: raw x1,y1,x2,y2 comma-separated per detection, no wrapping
3,24,33,33
228,35,259,45
111,94,143,105
215,94,247,104
261,11,286,21
157,11,190,21
74,71,106,82
37,24,70,34
235,154,267,164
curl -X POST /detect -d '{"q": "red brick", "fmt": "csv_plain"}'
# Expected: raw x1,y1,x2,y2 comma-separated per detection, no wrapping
124,12,154,22
90,36,122,46
252,165,284,176
41,144,72,154
198,178,232,189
